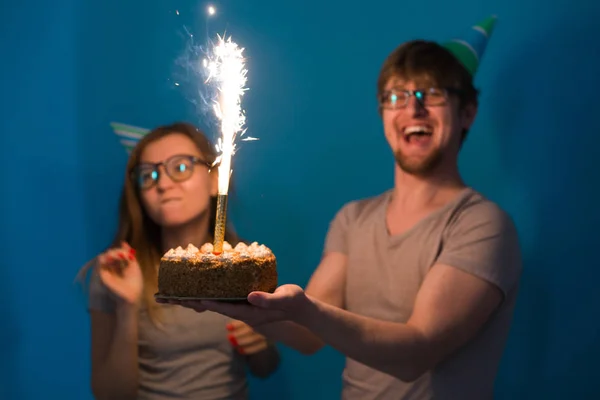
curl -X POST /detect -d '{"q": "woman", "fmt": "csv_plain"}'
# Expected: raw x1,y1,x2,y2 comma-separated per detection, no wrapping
81,122,280,399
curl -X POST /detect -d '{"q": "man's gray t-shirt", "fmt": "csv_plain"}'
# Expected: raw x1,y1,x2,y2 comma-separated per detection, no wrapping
324,188,522,400
88,271,252,399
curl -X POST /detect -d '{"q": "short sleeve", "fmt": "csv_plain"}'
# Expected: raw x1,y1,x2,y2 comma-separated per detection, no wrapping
86,258,118,313
323,202,358,255
437,202,522,299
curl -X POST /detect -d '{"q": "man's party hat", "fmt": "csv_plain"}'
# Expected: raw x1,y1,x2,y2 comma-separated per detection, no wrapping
110,122,149,154
443,15,497,76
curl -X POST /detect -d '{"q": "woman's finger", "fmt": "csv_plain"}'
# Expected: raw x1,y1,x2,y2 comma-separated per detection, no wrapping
234,333,266,348
238,341,268,355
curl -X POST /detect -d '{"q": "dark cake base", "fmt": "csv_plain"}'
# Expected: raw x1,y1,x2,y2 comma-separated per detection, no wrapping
157,255,277,299
154,293,249,303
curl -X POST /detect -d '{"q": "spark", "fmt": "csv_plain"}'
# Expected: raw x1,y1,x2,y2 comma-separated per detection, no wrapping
204,34,248,195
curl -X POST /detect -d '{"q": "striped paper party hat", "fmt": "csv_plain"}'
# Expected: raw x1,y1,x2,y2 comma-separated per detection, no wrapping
443,15,497,76
110,122,150,154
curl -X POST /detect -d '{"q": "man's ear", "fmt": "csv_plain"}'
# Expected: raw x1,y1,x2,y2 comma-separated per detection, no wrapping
461,102,478,130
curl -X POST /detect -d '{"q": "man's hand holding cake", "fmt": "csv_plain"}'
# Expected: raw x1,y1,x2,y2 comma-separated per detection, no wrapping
167,284,306,324
166,282,327,356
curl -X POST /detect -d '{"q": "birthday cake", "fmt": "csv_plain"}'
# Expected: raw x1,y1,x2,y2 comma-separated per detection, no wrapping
157,241,278,299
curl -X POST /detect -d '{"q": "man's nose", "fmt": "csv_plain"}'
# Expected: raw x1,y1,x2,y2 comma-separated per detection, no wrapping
406,96,428,117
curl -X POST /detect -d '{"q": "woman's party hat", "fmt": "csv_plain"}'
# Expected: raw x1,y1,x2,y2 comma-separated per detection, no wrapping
443,15,497,76
110,122,149,154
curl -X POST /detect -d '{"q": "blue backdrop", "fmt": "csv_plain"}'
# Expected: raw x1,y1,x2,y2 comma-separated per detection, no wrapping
2,0,599,398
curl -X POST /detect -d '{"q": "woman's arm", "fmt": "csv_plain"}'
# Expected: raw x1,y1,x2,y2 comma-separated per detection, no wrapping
227,320,281,378
90,304,139,400
245,342,281,378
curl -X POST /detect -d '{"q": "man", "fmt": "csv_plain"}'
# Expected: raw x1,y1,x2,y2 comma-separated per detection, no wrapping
174,15,522,399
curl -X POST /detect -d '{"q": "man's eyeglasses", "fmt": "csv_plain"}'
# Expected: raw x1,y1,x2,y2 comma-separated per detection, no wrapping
131,154,213,190
379,87,462,110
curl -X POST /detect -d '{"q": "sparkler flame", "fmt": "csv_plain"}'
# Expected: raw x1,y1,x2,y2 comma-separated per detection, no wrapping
203,34,248,195
173,5,252,253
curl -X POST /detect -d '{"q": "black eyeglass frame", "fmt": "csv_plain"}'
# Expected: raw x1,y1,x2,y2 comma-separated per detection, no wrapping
130,154,216,190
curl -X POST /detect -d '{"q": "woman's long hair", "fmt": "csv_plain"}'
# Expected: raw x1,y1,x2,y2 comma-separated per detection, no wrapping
83,122,238,325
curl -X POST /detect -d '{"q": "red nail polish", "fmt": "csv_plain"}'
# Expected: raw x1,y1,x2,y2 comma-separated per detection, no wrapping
228,335,238,347
119,253,126,259
130,248,136,256
226,323,234,331
129,254,135,261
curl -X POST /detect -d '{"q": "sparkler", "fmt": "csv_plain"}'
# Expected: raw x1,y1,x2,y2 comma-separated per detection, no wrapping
203,11,248,254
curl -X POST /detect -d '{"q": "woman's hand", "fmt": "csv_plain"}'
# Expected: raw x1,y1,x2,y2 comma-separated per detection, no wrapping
97,241,143,306
227,320,269,355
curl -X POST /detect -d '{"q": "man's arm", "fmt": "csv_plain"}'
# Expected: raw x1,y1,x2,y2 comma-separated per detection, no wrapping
294,263,502,381
285,203,519,381
305,252,347,307
197,260,503,377
254,251,348,354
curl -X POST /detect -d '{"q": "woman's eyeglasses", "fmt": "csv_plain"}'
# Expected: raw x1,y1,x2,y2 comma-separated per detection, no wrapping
131,154,213,190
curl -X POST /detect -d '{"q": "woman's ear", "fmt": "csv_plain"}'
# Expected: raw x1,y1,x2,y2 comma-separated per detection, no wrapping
209,169,218,197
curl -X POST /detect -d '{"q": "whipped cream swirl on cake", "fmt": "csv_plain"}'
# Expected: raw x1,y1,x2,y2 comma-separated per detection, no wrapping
162,241,273,260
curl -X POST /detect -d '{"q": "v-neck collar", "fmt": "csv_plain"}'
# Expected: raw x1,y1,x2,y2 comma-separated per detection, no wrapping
381,187,474,243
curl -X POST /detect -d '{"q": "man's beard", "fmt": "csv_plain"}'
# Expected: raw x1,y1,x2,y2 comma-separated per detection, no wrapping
394,147,444,176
